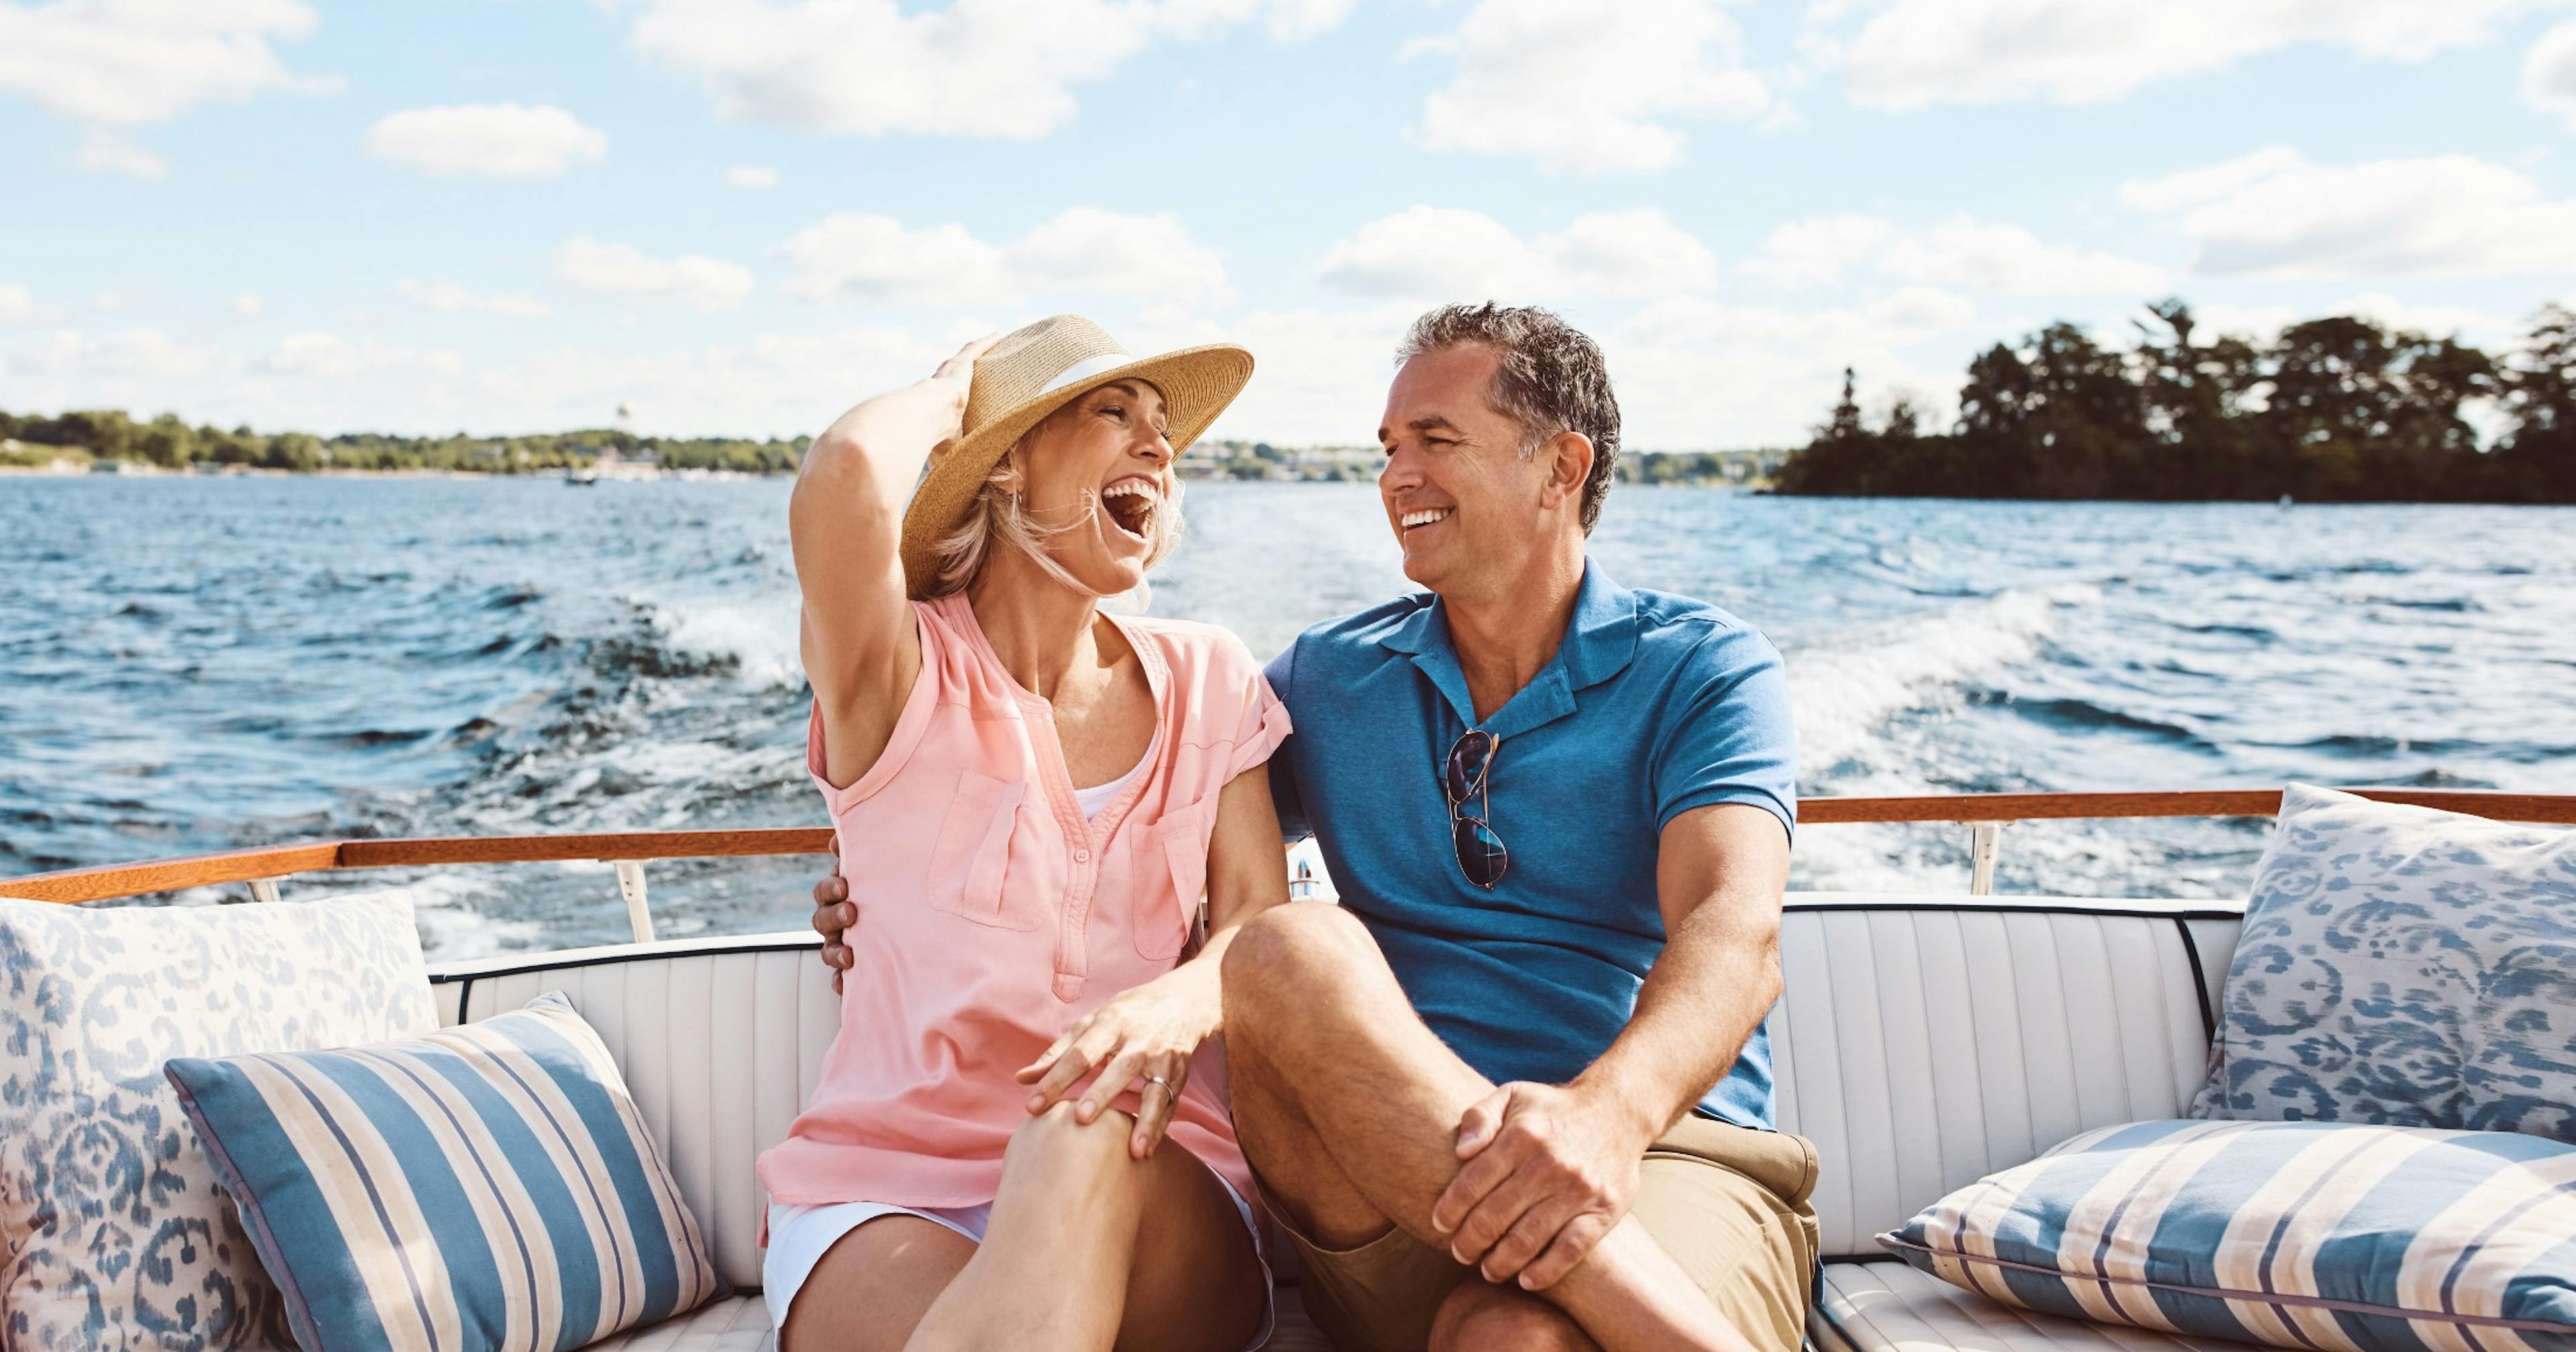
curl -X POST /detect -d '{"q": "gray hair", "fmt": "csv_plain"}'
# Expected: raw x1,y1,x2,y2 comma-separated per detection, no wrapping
1397,302,1621,532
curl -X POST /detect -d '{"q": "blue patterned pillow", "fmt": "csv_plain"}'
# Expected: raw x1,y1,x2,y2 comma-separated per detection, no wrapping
2192,783,2576,1140
1,890,437,1352
164,991,727,1352
1882,1118,2576,1352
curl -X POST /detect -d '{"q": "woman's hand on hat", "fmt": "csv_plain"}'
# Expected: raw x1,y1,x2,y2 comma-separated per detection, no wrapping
918,334,998,448
929,335,998,395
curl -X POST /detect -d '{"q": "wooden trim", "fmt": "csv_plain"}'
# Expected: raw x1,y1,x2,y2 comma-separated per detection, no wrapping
335,829,837,868
1792,789,2576,825
3,789,2568,905
0,842,344,905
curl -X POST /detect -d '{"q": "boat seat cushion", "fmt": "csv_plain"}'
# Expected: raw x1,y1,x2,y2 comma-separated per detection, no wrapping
166,992,729,1352
2190,783,2576,1139
1813,1260,2245,1352
0,888,438,1352
1878,1118,2576,1352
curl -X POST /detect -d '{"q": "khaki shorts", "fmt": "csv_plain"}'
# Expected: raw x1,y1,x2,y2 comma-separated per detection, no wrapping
1265,1117,1821,1352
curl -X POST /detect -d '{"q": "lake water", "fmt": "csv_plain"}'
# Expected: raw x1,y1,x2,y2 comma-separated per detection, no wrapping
4,477,2571,956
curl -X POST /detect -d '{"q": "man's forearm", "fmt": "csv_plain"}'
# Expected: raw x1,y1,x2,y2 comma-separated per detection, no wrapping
1572,897,1782,1139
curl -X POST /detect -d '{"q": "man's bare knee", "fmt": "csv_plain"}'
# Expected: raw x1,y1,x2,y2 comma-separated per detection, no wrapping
1222,903,1379,1036
1429,1279,1599,1352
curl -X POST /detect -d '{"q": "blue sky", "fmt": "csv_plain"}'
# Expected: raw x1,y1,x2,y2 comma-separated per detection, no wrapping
5,0,2576,449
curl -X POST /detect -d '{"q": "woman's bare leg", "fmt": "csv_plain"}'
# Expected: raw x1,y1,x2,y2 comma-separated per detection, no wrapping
904,1102,1267,1352
778,1216,978,1352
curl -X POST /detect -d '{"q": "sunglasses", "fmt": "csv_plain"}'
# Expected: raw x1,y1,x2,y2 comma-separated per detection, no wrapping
1442,728,1508,889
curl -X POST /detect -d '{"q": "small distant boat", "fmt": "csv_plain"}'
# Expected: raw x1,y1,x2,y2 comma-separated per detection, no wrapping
565,465,599,486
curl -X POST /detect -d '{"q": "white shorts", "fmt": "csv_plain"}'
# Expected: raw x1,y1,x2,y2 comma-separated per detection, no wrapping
762,1175,1275,1349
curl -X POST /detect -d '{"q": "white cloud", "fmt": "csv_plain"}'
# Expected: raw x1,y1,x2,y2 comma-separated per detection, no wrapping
396,280,554,319
75,127,165,178
231,292,262,317
553,239,755,311
622,0,1350,139
1607,289,1976,446
2527,21,2576,129
1010,208,1232,304
0,284,62,325
1413,0,1769,173
0,0,335,125
2188,294,2512,345
726,164,779,189
1746,213,2171,295
364,104,608,179
779,208,1229,306
4,319,967,439
1316,207,1718,301
1839,0,2538,109
2121,147,2576,278
263,332,465,380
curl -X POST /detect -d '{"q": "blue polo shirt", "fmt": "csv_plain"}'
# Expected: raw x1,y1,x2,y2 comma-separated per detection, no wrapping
1264,561,1796,1127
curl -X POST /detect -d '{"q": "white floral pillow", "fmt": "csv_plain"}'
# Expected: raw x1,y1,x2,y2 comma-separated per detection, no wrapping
2192,783,2576,1140
0,889,436,1351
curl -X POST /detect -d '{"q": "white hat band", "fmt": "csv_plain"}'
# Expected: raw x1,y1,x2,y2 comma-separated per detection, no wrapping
1037,351,1136,396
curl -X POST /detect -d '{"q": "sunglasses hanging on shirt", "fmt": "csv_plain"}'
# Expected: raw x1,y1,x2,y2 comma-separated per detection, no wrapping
1442,728,1509,889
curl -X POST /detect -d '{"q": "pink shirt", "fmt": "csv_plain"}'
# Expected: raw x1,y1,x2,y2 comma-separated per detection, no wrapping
757,594,1291,1213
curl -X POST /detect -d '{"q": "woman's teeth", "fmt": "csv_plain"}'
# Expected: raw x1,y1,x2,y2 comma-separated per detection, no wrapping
1102,480,1159,540
1401,508,1452,529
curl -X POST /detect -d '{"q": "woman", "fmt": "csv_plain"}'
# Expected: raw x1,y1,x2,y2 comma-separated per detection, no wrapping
757,315,1289,1352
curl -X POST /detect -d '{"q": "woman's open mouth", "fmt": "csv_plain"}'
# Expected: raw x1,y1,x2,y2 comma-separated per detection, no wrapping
1101,477,1159,543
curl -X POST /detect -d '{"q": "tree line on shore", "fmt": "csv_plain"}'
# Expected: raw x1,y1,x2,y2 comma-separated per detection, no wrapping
1774,301,2576,503
0,410,810,475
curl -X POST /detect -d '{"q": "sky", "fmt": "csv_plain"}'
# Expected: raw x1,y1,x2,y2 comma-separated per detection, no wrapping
4,0,2576,450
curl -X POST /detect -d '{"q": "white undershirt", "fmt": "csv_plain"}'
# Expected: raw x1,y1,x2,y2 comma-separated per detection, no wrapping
1073,736,1155,818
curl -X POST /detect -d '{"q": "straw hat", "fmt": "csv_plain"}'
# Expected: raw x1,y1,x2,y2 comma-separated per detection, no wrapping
899,315,1253,597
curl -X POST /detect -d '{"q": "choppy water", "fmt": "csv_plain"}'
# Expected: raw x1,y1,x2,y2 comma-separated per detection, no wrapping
3,477,2571,956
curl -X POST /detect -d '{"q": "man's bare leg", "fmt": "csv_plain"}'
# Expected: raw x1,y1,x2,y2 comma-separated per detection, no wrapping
1220,904,1756,1352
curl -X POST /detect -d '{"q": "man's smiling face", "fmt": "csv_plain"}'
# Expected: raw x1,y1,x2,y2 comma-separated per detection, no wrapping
1377,343,1558,599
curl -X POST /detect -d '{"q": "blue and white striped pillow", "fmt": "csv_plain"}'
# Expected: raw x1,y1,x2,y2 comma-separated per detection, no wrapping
164,991,727,1352
1882,1119,2576,1352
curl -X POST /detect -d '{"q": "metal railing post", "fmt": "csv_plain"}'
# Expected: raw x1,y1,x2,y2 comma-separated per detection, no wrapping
1967,822,2004,895
613,861,655,942
247,878,282,904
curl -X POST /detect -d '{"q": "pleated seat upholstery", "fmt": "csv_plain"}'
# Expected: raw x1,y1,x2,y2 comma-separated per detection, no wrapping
1811,1261,2247,1352
413,891,2243,1351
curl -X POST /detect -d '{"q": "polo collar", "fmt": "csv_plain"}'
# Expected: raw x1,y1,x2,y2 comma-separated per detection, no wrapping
1375,560,1642,739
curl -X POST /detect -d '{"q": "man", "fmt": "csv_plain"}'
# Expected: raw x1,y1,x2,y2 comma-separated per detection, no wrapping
814,303,1815,1352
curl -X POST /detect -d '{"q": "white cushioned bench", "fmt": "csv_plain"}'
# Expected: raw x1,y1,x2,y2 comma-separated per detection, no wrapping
425,892,2247,1352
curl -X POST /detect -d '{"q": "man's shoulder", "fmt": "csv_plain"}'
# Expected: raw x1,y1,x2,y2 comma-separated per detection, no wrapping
1624,587,1784,678
1283,593,1436,663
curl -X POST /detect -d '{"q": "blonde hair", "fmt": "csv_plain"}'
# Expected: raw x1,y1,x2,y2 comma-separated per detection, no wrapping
926,436,1185,604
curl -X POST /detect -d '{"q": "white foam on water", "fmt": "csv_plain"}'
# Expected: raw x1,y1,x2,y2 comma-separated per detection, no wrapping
1786,583,2096,773
394,870,546,959
651,597,804,690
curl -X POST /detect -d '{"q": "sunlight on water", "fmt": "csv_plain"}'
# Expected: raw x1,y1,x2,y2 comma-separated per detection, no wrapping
3,478,2570,955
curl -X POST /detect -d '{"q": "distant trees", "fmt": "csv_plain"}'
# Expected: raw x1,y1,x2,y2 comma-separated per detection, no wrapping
0,408,812,476
1774,301,2576,502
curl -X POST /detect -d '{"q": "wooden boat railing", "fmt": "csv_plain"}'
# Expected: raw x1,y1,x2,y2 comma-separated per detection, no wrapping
5,789,2572,940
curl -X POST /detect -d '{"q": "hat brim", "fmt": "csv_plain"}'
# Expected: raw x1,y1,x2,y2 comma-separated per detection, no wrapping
899,343,1254,598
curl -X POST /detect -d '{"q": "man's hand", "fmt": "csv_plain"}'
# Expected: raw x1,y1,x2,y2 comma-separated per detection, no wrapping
1431,1080,1657,1292
812,874,855,993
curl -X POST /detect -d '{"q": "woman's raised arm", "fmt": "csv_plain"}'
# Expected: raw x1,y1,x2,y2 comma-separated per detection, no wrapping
794,335,995,789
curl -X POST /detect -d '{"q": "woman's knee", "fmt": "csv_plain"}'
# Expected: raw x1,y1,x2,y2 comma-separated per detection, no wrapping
1428,1279,1599,1352
1004,1100,1135,1175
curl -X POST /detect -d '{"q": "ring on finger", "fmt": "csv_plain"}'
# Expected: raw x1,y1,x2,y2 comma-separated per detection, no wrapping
1140,1074,1176,1095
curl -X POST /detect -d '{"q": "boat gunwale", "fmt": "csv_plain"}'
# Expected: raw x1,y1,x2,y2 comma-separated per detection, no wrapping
5,788,2571,905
